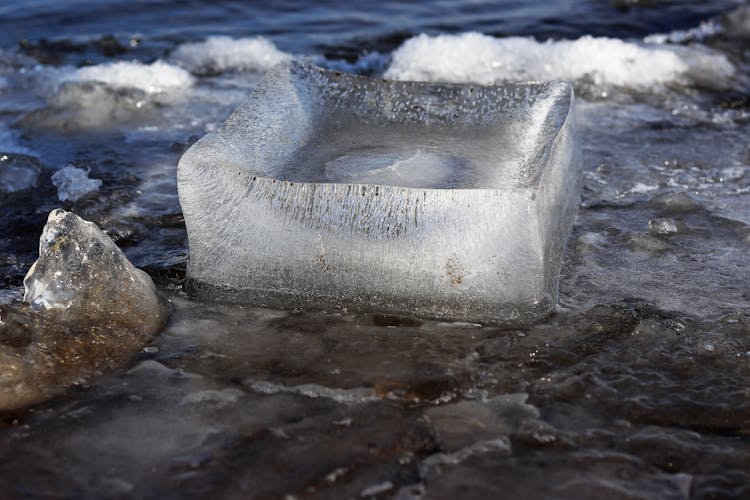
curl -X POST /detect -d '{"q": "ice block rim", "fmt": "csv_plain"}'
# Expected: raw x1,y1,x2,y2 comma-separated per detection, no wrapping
181,59,575,193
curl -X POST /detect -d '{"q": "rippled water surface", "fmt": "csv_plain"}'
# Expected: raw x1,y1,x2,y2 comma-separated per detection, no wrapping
1,0,750,498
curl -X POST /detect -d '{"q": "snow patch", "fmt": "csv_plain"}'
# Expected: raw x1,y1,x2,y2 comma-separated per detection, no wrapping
384,32,734,89
171,36,291,74
64,60,194,93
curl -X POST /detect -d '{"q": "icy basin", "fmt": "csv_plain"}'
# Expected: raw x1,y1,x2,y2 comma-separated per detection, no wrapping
178,61,581,324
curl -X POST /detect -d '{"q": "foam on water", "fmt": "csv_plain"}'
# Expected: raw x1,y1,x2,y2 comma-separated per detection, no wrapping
385,32,735,88
171,36,291,74
64,60,194,93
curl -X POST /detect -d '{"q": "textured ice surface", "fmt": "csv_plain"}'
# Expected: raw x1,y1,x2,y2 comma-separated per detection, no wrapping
51,166,102,202
23,209,166,331
178,61,581,324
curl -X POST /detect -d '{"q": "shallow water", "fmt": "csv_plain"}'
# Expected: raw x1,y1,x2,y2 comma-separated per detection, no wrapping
1,0,750,498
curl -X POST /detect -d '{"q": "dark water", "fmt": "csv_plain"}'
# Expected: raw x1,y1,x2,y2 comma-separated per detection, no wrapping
1,0,750,498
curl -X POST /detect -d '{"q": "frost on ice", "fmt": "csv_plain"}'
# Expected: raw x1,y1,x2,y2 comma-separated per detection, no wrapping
178,61,582,325
20,60,195,131
0,210,167,410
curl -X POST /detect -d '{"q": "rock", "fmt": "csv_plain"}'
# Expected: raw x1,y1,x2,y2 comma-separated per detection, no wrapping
23,209,166,332
0,209,167,410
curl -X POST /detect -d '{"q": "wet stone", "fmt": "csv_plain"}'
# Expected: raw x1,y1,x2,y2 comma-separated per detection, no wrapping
0,209,168,410
23,209,167,331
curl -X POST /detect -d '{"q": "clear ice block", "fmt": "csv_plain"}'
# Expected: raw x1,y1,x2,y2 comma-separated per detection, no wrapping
178,61,581,325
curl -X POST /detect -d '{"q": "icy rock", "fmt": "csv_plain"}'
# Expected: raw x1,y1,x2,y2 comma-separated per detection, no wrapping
178,61,581,325
19,81,164,131
0,153,41,193
23,209,166,332
0,210,167,410
51,166,102,202
0,210,167,409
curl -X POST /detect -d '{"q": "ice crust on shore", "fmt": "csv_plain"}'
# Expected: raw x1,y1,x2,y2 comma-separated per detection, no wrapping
171,36,291,74
178,61,581,325
385,32,734,88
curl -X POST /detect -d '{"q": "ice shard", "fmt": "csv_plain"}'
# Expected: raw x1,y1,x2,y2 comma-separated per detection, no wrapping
23,209,166,332
178,61,581,325
0,210,167,410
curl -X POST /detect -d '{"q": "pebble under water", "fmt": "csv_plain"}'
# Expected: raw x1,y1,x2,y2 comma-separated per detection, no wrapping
1,1,750,498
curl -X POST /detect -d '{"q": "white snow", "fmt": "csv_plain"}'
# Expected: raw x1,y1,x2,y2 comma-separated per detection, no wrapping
171,36,291,74
64,60,194,93
384,32,734,89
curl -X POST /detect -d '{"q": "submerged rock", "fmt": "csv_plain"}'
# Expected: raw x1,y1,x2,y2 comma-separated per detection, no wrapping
0,209,167,410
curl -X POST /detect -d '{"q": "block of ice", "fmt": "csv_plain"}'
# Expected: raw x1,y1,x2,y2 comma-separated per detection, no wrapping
178,61,581,324
51,165,102,202
23,209,166,332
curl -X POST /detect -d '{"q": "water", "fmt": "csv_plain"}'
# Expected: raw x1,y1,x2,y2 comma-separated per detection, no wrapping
289,121,489,188
1,0,750,498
